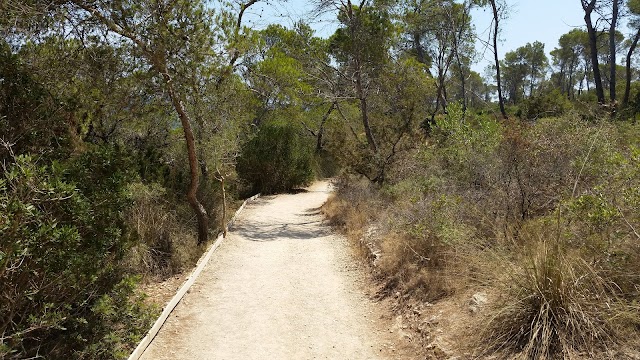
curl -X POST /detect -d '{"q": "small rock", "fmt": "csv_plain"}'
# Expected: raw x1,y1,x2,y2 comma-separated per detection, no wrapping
470,292,488,307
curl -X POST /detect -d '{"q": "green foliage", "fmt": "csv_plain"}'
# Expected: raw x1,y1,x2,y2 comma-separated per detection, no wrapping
329,114,640,356
0,40,71,161
432,102,502,174
237,123,315,194
517,88,572,120
329,4,395,71
0,148,153,358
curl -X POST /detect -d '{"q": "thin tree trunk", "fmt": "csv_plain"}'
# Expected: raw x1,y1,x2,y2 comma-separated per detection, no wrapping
220,176,228,238
490,0,507,119
413,32,428,66
316,103,336,152
624,30,640,106
610,0,619,102
583,0,605,103
347,0,377,153
453,2,471,112
456,52,468,112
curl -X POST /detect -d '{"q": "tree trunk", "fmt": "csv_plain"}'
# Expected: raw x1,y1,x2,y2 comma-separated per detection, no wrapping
347,1,378,153
624,30,640,106
609,0,619,102
456,52,468,112
413,32,428,66
316,103,336,152
490,0,507,119
583,0,606,103
220,175,228,238
162,74,209,245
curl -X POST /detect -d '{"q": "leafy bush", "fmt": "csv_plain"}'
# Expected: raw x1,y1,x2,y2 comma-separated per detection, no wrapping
0,148,154,359
237,123,315,194
517,88,571,120
0,41,71,163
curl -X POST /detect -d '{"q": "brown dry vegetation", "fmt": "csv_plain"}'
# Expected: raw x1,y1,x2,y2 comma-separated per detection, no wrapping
125,181,245,281
323,108,640,359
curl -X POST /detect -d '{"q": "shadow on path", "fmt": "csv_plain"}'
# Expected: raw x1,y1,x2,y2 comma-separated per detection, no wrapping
231,206,331,242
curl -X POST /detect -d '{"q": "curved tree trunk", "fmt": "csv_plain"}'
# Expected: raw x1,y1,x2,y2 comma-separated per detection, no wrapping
161,74,209,245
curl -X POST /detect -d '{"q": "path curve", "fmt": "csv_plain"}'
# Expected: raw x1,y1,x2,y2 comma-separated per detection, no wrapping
140,181,413,359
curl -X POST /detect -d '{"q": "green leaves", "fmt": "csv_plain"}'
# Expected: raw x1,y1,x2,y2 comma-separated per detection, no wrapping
0,147,145,358
237,123,315,194
329,4,394,70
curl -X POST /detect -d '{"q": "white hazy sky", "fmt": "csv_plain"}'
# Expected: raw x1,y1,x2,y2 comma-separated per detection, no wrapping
240,0,634,73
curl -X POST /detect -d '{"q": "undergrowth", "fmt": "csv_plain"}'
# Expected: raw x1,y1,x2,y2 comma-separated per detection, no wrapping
324,110,640,358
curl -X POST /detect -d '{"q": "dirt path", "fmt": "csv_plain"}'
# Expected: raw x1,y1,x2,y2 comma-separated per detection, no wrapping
140,181,416,360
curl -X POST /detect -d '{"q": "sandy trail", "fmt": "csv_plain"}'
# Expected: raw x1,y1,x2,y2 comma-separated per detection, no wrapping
140,181,413,360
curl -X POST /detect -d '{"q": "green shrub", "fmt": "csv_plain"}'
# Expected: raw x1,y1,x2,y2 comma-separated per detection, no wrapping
517,89,571,120
0,147,154,359
237,123,315,194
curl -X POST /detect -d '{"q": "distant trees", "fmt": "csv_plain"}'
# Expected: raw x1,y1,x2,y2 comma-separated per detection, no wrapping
551,29,588,99
501,42,549,103
402,0,475,116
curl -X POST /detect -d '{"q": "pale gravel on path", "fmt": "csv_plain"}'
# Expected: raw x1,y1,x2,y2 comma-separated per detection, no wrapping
140,181,414,360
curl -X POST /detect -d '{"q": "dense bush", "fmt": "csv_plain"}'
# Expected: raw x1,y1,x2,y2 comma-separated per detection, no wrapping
0,43,71,163
0,148,155,359
517,88,572,120
237,123,315,194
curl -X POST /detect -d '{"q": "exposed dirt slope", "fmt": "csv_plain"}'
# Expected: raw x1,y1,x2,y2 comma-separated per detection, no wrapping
140,181,417,359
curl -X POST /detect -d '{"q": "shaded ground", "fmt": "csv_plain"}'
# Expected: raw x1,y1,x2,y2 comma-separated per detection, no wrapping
140,181,418,360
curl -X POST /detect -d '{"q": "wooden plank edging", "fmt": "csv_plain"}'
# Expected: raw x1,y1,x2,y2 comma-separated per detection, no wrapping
128,193,260,360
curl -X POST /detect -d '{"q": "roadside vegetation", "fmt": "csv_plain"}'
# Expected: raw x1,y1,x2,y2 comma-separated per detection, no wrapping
1,0,640,358
325,108,640,358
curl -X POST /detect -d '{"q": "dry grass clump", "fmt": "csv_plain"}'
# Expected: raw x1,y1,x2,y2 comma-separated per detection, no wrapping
322,180,381,263
479,225,638,359
124,183,201,278
377,232,455,301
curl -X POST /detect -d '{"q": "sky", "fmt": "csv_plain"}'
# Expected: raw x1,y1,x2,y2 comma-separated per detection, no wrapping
239,0,633,74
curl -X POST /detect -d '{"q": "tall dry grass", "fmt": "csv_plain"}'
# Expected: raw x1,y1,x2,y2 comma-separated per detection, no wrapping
124,183,201,278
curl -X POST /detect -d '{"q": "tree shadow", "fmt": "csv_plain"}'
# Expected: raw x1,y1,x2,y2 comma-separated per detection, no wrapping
230,207,331,242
